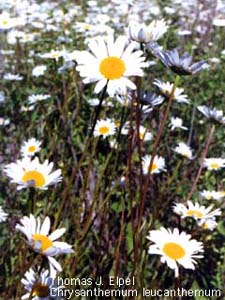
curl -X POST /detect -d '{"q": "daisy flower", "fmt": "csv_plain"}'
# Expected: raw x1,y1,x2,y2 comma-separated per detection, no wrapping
174,142,193,159
32,65,47,77
94,118,116,138
169,117,188,131
128,19,168,44
200,190,224,201
0,206,8,222
21,138,41,158
21,268,63,300
154,79,190,104
0,12,17,30
151,48,209,75
142,155,166,175
197,106,225,124
74,35,147,96
147,227,204,277
203,158,225,171
16,214,74,272
3,73,23,81
28,94,51,105
121,124,152,141
4,157,62,190
40,49,66,62
198,218,218,231
173,201,221,220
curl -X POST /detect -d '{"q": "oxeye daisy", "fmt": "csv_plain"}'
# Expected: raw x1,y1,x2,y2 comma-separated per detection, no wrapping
203,158,225,171
200,190,224,201
150,48,209,75
74,35,147,96
128,19,168,44
154,79,190,104
142,155,166,175
0,206,8,222
4,157,62,190
173,201,221,220
198,218,218,231
169,117,188,131
197,106,225,124
21,138,41,158
174,142,193,159
94,118,116,138
16,214,74,272
32,65,47,77
147,227,203,277
21,268,63,300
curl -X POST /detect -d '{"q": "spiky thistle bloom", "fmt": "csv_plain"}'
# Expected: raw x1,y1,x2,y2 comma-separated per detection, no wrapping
0,206,8,222
4,157,62,190
147,227,203,277
150,47,209,75
21,268,63,300
128,19,168,44
16,214,74,272
74,36,147,96
173,201,221,220
21,138,41,158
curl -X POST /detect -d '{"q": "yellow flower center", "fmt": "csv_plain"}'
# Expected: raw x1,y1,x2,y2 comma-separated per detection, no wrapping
99,126,110,135
140,132,145,140
22,170,46,187
186,210,203,218
33,283,50,297
210,163,220,170
150,163,157,172
28,145,36,153
2,20,9,25
205,195,212,200
32,234,53,252
163,242,186,260
99,56,126,80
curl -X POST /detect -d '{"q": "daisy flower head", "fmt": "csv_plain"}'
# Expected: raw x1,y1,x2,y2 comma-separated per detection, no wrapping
0,206,8,222
154,79,190,104
151,48,209,75
32,65,47,77
198,218,218,231
174,142,193,159
200,190,224,201
28,94,51,105
142,155,166,175
21,138,41,158
3,73,23,81
147,227,203,277
139,90,164,107
169,117,188,131
21,268,63,300
94,118,116,138
173,201,221,220
4,157,62,190
197,106,225,125
203,158,225,171
40,49,66,62
128,19,168,44
16,214,74,272
74,35,147,96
